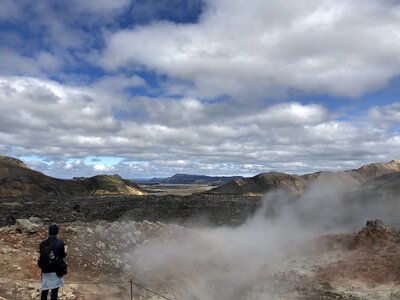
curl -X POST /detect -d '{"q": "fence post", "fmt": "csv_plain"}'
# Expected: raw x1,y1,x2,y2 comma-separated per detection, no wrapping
130,278,133,300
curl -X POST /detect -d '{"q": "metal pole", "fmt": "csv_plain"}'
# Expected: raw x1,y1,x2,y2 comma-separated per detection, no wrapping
130,279,133,300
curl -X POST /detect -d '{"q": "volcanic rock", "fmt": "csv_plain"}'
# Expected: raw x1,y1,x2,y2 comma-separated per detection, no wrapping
16,218,42,234
352,219,398,249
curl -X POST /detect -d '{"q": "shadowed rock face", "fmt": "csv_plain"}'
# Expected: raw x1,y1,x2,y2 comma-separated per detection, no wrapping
0,156,146,197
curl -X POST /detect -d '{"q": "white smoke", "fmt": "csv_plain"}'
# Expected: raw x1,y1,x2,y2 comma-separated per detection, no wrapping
121,178,400,299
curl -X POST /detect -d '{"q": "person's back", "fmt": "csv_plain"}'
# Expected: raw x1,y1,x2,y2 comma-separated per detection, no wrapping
38,224,67,300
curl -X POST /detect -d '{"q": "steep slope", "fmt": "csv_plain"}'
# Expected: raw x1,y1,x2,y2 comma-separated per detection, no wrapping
0,156,83,197
0,156,146,197
206,172,307,196
355,160,400,181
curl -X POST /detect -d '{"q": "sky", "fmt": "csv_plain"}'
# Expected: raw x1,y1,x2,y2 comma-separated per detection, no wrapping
0,0,400,179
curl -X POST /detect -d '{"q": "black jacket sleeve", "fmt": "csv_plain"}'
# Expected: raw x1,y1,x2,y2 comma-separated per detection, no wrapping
56,240,67,259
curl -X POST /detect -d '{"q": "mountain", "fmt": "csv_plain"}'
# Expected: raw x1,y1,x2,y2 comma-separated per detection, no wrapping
141,174,243,185
77,174,146,196
206,160,400,196
206,172,307,196
0,156,146,197
354,160,400,181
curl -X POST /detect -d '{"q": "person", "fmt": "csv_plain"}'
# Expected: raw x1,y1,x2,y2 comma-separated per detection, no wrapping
38,224,67,300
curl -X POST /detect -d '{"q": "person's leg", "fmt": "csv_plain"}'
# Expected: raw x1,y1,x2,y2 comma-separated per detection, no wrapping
40,289,49,300
50,288,59,300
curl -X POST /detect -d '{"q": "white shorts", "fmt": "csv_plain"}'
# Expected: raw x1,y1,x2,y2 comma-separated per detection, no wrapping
41,272,64,291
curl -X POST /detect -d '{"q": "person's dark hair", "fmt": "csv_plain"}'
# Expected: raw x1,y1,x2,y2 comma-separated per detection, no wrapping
49,224,59,236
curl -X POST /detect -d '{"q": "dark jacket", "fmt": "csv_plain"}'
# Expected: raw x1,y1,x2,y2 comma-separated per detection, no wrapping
39,235,67,273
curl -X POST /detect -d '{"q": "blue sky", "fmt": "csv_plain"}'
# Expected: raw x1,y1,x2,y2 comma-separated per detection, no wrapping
0,0,400,178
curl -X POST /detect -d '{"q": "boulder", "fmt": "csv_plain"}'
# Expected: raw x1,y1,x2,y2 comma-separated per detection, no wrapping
16,218,41,234
352,219,398,249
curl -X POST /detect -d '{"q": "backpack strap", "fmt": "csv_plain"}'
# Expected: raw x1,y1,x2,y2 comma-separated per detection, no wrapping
42,238,57,257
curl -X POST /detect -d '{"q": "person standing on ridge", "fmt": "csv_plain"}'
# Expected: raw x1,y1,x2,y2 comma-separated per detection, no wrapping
38,224,67,300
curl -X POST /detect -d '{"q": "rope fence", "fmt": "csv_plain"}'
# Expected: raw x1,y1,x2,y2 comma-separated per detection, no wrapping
0,275,173,300
1,276,398,300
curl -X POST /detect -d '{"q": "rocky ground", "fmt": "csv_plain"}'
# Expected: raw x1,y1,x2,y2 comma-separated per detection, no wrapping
0,194,260,227
1,217,400,299
0,218,183,300
141,184,214,196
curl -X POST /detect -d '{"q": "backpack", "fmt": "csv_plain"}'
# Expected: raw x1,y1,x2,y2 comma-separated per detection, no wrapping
55,258,68,277
38,239,58,271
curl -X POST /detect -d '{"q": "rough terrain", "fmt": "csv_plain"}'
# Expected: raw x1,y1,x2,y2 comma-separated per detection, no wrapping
1,218,400,299
0,194,260,227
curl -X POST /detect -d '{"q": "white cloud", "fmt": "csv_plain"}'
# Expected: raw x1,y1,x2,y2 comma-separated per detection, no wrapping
369,103,400,128
0,47,64,77
1,76,400,178
93,163,110,171
93,75,147,91
0,76,120,142
101,0,400,98
241,102,328,127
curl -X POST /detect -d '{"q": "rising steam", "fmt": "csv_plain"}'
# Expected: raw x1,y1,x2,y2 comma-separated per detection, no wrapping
120,178,400,299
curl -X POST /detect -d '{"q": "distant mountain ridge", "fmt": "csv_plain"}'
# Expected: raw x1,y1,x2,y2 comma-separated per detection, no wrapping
1,155,400,198
140,174,243,185
206,160,400,196
0,156,146,197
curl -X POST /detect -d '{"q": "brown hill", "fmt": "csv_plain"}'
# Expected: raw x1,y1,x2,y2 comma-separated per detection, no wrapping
355,159,400,181
0,156,146,197
79,174,146,196
0,156,30,169
206,172,307,196
207,160,400,196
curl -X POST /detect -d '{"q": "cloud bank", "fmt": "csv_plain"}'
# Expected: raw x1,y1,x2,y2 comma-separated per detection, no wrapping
102,0,400,98
1,0,400,177
0,76,399,178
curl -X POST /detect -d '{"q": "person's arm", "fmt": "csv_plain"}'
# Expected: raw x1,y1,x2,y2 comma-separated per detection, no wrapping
60,240,67,259
37,241,44,268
